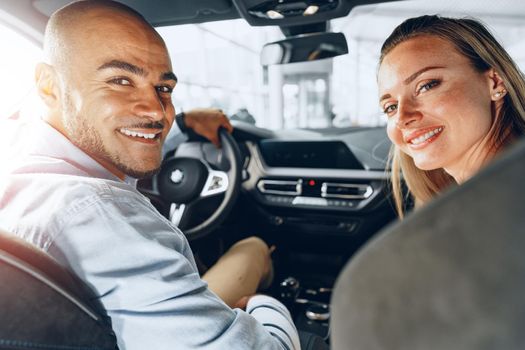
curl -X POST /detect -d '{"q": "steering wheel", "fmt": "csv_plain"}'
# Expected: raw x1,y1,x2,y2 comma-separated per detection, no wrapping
155,129,242,240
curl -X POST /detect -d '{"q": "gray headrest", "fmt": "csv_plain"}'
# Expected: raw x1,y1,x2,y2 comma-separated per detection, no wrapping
331,138,525,350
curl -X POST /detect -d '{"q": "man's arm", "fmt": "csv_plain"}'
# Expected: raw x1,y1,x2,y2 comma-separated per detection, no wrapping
163,108,233,156
163,110,276,310
181,108,233,147
48,184,299,350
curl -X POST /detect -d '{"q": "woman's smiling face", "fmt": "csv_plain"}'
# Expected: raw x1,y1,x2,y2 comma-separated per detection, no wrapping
378,35,501,182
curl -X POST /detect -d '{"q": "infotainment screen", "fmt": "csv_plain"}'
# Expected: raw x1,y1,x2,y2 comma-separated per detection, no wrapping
258,140,364,169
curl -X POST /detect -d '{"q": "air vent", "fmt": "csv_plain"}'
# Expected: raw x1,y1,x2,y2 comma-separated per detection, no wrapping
321,182,373,199
257,179,303,196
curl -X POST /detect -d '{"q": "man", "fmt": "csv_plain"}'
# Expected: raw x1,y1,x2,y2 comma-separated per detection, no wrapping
0,1,300,349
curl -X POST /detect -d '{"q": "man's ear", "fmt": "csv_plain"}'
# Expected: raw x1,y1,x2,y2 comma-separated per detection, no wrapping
487,68,507,101
35,63,60,108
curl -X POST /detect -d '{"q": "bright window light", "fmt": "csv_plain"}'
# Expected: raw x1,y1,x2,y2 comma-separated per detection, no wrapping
0,23,42,119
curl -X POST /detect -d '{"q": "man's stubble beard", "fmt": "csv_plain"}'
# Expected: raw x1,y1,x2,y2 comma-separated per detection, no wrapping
61,93,161,179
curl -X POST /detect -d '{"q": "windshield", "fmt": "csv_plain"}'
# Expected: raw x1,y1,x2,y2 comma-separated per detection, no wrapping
158,20,355,130
157,0,525,131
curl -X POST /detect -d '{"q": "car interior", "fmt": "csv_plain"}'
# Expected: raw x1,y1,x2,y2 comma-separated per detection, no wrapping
0,0,524,349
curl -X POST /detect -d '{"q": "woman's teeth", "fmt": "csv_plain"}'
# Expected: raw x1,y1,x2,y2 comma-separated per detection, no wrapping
119,128,157,139
410,127,443,145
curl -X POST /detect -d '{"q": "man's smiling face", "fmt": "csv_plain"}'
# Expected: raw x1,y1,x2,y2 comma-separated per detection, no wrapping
53,7,177,179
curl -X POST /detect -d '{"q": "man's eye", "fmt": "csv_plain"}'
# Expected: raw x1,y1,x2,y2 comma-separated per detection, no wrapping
109,78,132,86
383,103,397,116
418,79,440,93
157,85,173,94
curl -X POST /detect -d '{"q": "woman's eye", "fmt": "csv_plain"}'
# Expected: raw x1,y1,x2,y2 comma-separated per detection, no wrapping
383,103,397,116
418,79,440,93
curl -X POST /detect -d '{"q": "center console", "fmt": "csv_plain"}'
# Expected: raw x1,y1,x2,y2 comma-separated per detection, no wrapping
278,276,332,340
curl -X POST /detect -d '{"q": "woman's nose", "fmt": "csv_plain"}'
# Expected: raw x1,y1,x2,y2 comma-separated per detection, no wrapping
395,99,421,128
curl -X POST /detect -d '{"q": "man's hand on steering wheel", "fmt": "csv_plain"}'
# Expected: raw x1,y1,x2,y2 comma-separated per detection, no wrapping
180,108,233,147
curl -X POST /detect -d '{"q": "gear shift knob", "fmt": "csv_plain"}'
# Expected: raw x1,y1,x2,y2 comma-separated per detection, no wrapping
279,276,300,305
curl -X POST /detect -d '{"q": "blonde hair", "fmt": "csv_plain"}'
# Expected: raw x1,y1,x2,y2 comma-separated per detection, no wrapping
380,15,525,217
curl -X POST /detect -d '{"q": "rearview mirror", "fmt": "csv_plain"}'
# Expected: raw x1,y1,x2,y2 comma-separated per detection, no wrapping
260,32,348,66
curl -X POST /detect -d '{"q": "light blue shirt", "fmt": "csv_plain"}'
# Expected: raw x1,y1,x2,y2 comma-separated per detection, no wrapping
0,118,300,350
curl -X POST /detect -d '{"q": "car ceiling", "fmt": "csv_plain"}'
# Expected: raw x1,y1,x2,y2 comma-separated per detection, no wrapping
32,0,240,26
0,0,241,46
345,0,525,46
0,0,390,46
5,0,522,50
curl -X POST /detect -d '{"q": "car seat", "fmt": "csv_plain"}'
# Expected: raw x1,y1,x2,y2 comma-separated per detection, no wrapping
331,138,525,350
0,229,118,350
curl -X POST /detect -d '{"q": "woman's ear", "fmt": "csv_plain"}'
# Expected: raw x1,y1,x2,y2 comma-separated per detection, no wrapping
35,63,60,108
487,68,507,101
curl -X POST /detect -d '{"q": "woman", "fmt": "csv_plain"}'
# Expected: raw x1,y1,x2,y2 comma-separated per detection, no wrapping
377,15,525,217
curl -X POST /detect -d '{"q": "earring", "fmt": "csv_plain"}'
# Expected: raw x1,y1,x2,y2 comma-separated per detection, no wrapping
494,89,507,98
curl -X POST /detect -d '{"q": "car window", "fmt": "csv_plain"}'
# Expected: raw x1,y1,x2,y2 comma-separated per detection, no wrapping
0,23,42,120
158,20,359,130
157,0,525,131
157,20,282,129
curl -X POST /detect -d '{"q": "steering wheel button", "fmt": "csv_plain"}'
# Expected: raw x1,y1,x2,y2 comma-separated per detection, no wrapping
170,169,184,184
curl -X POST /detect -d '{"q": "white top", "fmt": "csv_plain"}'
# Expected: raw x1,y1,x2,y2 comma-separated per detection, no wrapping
0,118,300,350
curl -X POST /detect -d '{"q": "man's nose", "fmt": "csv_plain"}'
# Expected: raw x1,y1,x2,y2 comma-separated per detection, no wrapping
395,99,421,128
134,87,165,121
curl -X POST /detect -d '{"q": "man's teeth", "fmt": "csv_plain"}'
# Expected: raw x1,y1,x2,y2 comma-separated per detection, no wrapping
119,128,157,139
410,127,443,145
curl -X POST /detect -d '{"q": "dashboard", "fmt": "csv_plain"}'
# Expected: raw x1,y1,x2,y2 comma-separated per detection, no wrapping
228,122,397,324
231,121,394,234
258,140,364,169
140,121,395,242
139,120,398,336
